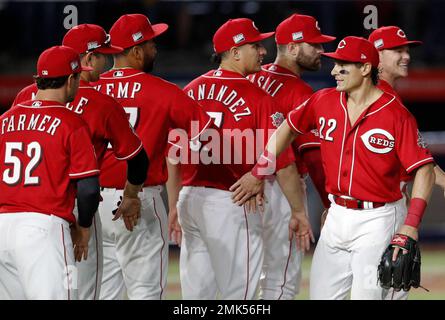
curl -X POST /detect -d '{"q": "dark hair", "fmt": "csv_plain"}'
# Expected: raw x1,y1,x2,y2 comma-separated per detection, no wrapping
370,66,379,86
210,51,229,64
210,52,222,64
35,75,70,90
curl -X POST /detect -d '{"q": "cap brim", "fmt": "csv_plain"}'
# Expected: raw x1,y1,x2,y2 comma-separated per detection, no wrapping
306,34,336,44
152,23,169,39
95,44,124,54
382,40,423,50
254,31,275,42
321,52,359,63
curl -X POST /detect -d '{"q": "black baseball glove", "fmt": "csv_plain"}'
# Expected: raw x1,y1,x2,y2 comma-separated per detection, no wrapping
377,233,422,292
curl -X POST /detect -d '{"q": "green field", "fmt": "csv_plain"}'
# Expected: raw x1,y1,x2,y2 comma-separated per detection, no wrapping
164,245,445,300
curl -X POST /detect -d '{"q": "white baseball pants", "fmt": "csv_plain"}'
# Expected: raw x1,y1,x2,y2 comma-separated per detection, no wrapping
259,177,306,300
99,186,168,300
0,212,76,300
178,186,263,300
310,196,407,300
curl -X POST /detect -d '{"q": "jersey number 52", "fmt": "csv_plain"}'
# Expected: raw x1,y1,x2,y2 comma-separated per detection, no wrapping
2,141,41,186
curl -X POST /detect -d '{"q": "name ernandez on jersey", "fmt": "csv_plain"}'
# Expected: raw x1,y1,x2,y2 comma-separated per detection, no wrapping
187,84,252,121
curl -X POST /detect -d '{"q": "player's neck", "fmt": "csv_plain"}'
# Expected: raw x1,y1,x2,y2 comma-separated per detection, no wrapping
347,81,381,108
34,89,67,105
379,70,397,87
219,61,247,77
112,57,140,71
274,57,302,76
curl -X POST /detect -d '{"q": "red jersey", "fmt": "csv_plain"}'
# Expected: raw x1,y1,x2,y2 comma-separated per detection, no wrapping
377,79,412,183
287,88,434,202
248,63,320,175
13,81,143,168
94,68,211,188
0,100,99,223
377,79,402,101
182,69,295,190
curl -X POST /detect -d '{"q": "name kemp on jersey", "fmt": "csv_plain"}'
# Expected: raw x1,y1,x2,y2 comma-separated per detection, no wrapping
186,83,252,121
95,81,142,99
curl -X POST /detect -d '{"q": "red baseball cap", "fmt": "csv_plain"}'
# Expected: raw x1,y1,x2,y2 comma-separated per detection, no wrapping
275,14,336,44
62,24,123,54
322,36,379,67
368,26,422,50
109,14,169,49
213,18,274,54
36,45,93,78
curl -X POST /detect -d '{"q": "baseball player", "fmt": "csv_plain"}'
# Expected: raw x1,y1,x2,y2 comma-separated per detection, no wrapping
94,14,211,300
168,18,309,300
12,24,148,300
369,26,445,198
247,13,334,300
0,46,100,300
231,36,435,299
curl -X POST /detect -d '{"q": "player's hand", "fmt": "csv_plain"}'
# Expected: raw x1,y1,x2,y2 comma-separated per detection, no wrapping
392,224,418,261
113,195,141,232
229,172,264,206
244,193,266,214
71,223,90,262
168,206,182,247
320,208,329,230
288,211,315,252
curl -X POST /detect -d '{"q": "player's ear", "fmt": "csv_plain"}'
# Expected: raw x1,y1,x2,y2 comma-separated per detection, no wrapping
288,42,299,56
230,46,240,61
83,52,94,67
361,62,372,78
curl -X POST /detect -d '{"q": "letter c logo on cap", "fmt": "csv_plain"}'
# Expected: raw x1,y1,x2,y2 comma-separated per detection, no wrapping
338,40,346,49
397,29,406,38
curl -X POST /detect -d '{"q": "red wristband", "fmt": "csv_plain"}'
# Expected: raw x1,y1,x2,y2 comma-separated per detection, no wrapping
405,198,427,228
251,149,276,180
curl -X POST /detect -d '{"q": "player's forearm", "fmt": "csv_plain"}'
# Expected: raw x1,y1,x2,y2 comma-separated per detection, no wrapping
411,163,435,201
252,121,298,179
405,163,435,228
166,159,182,209
125,148,149,197
276,163,306,215
433,165,445,189
265,120,298,159
76,176,100,228
302,148,330,208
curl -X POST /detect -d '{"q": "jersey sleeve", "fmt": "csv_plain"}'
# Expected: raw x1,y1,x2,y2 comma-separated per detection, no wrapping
105,99,143,160
294,130,321,153
287,94,317,134
68,124,100,179
396,114,434,174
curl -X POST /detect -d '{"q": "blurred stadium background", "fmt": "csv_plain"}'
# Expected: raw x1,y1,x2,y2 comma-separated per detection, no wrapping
0,0,444,299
